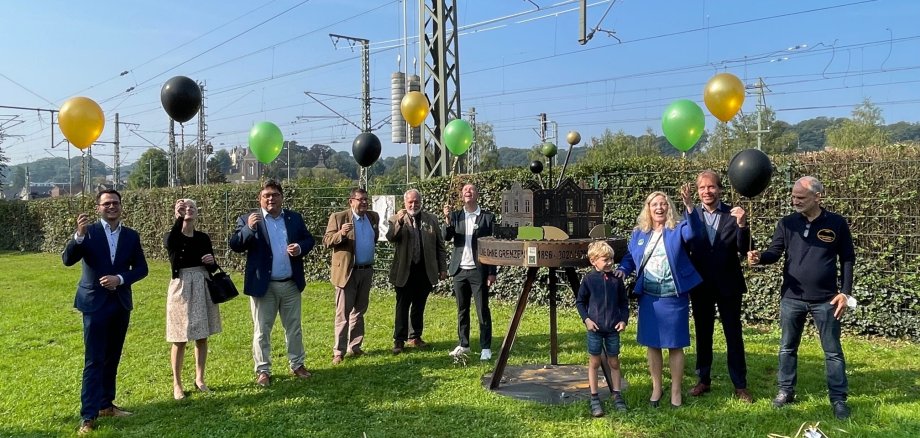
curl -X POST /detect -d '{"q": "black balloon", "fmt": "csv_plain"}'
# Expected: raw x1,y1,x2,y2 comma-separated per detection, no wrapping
727,148,773,198
160,76,202,123
530,160,544,174
352,132,382,167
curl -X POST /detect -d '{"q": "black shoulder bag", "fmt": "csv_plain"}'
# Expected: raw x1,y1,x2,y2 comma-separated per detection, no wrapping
206,265,239,304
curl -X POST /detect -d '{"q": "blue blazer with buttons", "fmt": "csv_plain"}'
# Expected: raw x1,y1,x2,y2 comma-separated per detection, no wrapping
616,212,703,296
229,209,315,298
62,222,149,313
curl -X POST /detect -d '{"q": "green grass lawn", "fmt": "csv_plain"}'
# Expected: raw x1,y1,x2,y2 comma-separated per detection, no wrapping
1,252,918,437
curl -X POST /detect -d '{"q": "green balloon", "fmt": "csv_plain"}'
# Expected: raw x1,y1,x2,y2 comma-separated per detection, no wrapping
661,99,705,152
443,119,473,155
248,121,284,164
541,142,558,158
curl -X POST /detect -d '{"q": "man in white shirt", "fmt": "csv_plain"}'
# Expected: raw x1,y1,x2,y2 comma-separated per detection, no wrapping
442,184,498,360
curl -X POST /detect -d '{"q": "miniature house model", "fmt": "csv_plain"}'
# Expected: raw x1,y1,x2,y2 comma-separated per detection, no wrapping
500,178,603,239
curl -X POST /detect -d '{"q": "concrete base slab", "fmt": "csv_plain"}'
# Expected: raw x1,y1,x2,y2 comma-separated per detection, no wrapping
482,364,613,405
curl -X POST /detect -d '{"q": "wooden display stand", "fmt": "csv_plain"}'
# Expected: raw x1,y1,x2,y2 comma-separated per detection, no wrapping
478,237,625,391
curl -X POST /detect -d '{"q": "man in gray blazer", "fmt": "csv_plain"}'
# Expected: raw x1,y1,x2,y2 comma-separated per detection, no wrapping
442,183,498,360
387,189,447,354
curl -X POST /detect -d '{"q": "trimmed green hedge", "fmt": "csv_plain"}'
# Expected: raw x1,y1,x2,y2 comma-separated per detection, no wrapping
4,148,918,340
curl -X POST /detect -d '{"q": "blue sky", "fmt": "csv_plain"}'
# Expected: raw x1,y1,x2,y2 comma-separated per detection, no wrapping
1,0,918,168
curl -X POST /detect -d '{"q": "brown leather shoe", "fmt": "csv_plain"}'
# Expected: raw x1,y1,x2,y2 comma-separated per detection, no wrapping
332,354,344,365
407,338,428,348
98,405,133,417
256,372,271,387
735,388,754,403
392,341,405,355
78,419,95,435
689,382,711,397
292,365,312,379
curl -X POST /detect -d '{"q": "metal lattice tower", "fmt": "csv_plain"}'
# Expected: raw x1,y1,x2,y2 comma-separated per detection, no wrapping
196,81,208,185
419,0,461,179
168,119,177,187
466,106,477,173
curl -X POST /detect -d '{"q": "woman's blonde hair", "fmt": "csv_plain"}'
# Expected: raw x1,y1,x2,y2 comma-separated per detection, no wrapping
635,191,680,232
587,241,614,261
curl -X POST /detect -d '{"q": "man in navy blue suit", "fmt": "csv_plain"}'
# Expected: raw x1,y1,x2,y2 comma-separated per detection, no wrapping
62,189,148,435
685,171,753,403
229,179,315,387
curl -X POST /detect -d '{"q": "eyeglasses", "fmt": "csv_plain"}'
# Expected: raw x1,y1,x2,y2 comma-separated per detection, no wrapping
261,193,282,199
351,197,369,203
803,223,811,238
98,201,121,207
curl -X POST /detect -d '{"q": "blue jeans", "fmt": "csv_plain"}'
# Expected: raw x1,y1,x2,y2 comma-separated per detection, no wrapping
778,297,848,402
587,330,621,356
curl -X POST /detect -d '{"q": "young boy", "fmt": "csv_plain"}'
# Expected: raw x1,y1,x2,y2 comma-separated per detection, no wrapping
576,241,629,417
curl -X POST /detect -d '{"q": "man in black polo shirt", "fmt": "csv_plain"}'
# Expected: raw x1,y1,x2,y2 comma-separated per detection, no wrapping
748,176,855,420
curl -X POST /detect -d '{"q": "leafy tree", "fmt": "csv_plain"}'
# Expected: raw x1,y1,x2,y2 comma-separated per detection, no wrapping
704,106,798,157
326,151,359,179
127,148,168,189
206,156,227,184
495,147,533,168
886,121,920,143
177,147,198,185
581,129,662,167
791,117,842,151
825,98,889,149
479,149,500,171
473,122,498,172
211,149,232,174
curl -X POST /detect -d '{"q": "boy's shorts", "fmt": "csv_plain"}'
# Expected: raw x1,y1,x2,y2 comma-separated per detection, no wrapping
587,330,621,356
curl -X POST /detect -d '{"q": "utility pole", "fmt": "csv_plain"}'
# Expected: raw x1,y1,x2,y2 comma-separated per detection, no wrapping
539,113,547,143
747,78,770,151
111,113,138,191
329,33,371,188
114,113,120,190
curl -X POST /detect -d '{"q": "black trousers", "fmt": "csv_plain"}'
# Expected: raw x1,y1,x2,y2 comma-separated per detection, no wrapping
81,293,131,420
394,261,433,342
691,288,748,389
453,268,492,349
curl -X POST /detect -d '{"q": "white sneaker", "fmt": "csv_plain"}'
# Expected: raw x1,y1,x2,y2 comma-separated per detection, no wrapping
480,349,492,361
449,345,470,357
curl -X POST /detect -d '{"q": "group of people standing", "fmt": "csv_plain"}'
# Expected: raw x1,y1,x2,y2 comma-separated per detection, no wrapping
63,180,499,434
63,171,856,434
574,171,855,420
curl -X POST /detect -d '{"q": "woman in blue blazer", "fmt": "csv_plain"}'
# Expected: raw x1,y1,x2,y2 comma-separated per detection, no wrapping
615,187,703,408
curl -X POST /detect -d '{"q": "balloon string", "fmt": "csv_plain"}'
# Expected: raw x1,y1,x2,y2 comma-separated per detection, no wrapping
747,197,754,267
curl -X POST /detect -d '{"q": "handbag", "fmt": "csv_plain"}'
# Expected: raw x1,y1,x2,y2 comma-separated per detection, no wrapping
206,266,239,304
625,233,662,296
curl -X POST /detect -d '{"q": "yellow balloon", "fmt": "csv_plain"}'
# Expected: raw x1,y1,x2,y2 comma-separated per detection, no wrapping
703,73,745,123
59,97,105,150
400,91,429,128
